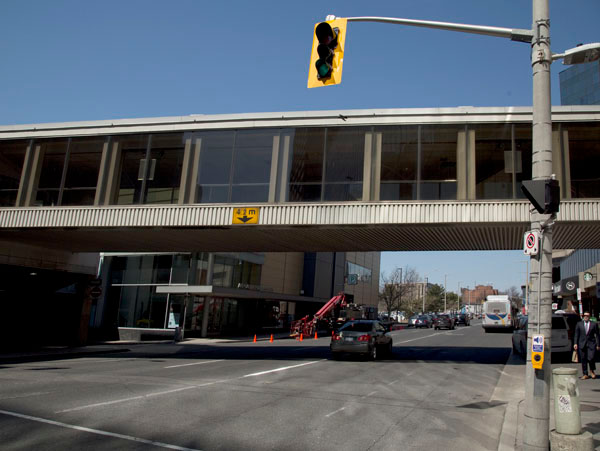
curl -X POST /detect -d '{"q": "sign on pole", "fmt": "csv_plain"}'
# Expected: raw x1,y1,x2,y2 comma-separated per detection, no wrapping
523,231,539,255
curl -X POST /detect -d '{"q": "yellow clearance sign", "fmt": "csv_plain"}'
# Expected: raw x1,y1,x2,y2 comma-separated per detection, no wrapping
232,207,260,224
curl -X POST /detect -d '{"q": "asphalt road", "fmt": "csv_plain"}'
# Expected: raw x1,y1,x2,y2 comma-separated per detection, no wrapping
0,320,515,451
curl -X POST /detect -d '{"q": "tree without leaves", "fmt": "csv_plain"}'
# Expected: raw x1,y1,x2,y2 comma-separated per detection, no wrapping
379,266,420,318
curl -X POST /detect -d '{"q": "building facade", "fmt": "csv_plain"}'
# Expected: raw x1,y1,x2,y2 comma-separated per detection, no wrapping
1,106,600,343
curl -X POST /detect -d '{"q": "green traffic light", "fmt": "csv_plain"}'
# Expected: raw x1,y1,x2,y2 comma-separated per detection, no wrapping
316,60,332,78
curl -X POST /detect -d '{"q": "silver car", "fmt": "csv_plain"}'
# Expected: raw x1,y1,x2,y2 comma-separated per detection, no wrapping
330,320,393,360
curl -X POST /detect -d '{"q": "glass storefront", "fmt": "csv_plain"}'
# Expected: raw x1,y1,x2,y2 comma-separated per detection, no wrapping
108,253,263,331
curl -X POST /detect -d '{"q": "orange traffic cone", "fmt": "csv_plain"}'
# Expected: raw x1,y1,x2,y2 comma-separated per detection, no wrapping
269,334,273,343
314,331,318,339
300,333,303,342
253,334,257,343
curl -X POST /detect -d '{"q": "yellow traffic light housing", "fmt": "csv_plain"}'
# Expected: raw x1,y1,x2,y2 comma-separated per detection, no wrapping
308,18,347,88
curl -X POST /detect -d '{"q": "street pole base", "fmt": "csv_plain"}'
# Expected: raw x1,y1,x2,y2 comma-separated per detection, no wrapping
550,429,594,451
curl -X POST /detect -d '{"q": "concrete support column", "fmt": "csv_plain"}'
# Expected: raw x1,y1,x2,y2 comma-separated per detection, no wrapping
201,253,215,338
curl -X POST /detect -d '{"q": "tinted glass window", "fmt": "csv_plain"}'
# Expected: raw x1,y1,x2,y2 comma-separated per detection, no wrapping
421,125,458,200
0,139,27,206
380,126,418,200
288,128,325,201
340,322,373,332
324,128,365,201
552,317,567,329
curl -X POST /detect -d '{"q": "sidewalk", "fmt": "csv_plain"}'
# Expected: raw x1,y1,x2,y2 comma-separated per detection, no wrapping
0,331,293,364
497,354,600,450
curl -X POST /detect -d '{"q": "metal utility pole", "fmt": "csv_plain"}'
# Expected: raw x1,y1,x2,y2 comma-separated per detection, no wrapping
444,274,447,312
523,1,553,448
313,11,599,449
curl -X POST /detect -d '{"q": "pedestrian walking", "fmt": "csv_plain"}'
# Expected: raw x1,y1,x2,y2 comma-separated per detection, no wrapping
573,312,600,380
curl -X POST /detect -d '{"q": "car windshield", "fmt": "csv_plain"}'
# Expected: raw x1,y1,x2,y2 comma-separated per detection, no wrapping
340,322,373,332
418,316,428,320
438,315,449,319
551,317,567,329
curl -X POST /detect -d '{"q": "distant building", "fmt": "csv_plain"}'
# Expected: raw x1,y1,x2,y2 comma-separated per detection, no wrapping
555,61,600,319
559,60,600,105
461,285,498,314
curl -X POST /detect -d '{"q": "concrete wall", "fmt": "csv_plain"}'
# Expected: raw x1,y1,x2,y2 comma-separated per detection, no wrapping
260,252,304,296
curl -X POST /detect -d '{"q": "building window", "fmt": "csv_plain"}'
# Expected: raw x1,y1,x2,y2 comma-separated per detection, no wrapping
475,124,513,199
35,137,103,206
145,133,185,204
0,140,27,206
566,123,600,198
324,128,365,201
288,128,325,202
196,130,274,204
115,133,184,205
380,126,418,200
421,125,457,200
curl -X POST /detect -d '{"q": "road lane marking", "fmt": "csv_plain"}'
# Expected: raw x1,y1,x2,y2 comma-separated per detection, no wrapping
55,360,325,413
242,360,323,378
0,392,52,400
0,409,202,451
164,359,224,369
325,407,346,417
55,382,223,413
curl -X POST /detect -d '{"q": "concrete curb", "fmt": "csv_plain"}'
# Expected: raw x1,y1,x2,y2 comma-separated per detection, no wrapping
493,352,526,451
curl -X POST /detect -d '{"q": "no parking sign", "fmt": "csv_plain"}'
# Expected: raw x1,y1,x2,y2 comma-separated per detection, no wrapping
523,231,539,256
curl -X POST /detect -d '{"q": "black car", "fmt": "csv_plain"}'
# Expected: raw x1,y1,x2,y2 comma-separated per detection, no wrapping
456,313,470,326
434,314,455,330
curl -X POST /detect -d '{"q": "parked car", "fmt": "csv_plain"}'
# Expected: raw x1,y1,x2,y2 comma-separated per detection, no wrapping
413,315,433,328
456,313,470,326
434,314,455,330
408,315,419,327
330,320,393,360
554,310,581,346
512,314,571,357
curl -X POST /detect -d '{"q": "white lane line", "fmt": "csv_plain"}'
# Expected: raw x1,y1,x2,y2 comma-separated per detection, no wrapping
55,360,325,413
394,331,459,344
325,407,346,418
0,409,201,451
164,359,224,369
242,360,323,378
55,382,221,414
0,392,52,400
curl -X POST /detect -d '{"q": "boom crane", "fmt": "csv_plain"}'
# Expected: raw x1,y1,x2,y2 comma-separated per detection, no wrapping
290,293,347,337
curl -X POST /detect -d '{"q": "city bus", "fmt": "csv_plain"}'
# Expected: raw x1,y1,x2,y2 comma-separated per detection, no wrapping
482,295,518,332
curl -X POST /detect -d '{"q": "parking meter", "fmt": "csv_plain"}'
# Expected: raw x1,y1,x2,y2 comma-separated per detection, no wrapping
532,334,544,370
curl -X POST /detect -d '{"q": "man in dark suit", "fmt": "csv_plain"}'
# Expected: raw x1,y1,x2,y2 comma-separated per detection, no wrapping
573,312,600,380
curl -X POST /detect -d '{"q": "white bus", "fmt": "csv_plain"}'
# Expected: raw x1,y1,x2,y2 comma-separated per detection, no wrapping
482,295,518,332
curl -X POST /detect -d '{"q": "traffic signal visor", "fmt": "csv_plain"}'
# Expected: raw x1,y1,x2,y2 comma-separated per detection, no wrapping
521,179,560,214
308,18,347,88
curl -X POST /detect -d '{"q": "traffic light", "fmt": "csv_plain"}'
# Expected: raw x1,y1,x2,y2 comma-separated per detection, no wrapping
307,18,347,88
521,179,560,214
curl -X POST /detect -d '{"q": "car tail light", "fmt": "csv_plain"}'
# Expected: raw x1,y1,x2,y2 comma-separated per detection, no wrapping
332,334,341,341
358,334,371,342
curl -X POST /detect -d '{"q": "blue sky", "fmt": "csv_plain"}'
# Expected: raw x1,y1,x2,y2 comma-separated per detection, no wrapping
1,1,598,292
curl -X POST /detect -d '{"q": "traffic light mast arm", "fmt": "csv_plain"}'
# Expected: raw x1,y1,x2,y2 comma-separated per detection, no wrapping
329,15,533,43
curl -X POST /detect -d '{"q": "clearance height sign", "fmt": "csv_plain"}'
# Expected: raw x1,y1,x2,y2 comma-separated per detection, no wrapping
232,207,260,224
